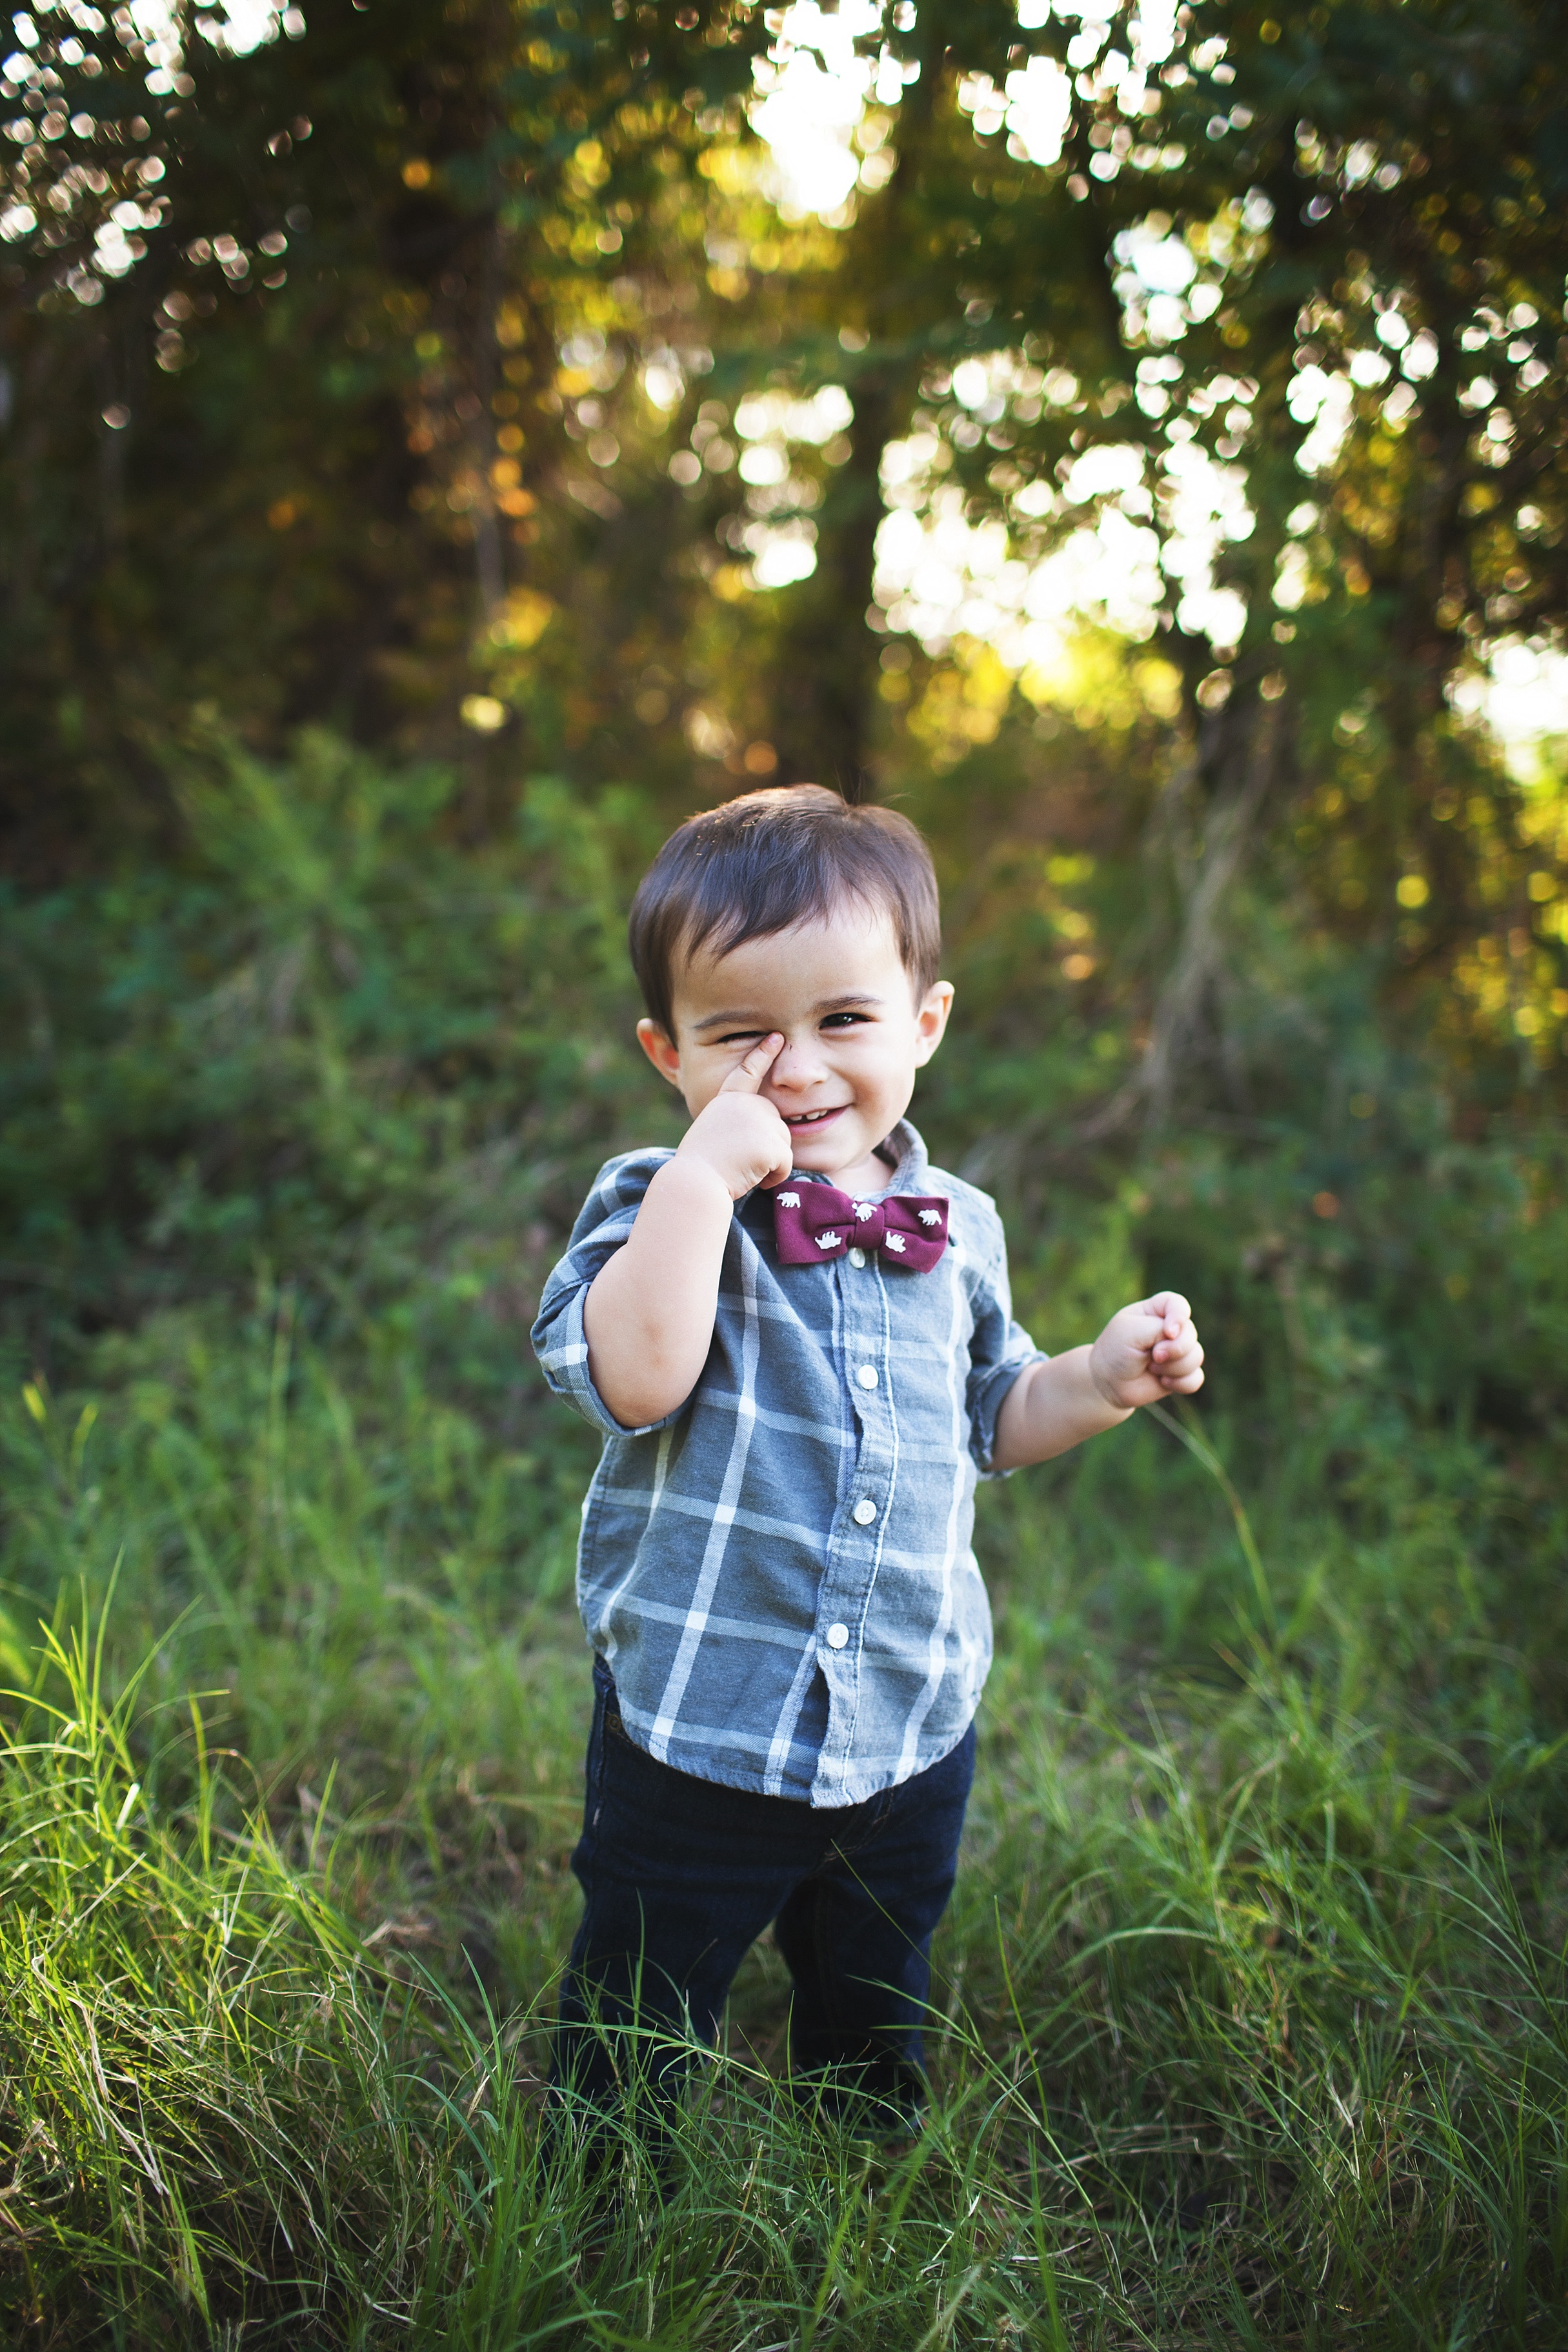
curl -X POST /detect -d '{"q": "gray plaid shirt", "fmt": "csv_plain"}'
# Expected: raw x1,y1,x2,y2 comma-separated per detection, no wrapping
532,1120,1045,1807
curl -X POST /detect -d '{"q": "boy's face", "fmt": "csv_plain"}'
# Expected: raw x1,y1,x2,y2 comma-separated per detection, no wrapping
638,905,953,1191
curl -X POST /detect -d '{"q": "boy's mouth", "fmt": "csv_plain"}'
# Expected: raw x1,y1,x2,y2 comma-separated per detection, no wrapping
784,1105,847,1130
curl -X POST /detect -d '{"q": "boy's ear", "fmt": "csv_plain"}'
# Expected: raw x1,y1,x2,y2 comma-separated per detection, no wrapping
912,980,954,1068
636,1018,684,1087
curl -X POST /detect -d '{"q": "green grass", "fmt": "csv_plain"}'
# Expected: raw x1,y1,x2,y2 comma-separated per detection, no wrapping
1,1294,1565,2347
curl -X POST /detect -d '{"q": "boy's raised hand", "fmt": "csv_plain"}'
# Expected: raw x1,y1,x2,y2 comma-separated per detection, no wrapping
675,1034,795,1200
1089,1293,1205,1411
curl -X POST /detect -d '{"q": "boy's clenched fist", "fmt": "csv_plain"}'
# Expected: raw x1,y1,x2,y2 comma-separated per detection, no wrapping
1090,1293,1205,1409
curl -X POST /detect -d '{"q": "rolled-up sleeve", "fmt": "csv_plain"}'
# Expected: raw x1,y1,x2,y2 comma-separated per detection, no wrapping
531,1148,689,1438
963,1211,1048,1476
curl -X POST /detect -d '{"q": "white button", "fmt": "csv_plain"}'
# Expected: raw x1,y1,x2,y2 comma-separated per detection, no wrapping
851,1497,877,1525
848,1247,866,1269
856,1363,878,1390
825,1622,850,1649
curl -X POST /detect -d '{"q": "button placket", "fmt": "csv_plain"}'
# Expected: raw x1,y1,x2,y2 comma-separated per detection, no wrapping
846,1282,887,1536
816,1259,892,1712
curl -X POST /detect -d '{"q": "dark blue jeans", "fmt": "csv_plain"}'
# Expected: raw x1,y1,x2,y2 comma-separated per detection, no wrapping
553,1658,976,2134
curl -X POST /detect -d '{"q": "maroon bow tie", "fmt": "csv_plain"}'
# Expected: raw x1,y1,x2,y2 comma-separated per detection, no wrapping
771,1181,949,1271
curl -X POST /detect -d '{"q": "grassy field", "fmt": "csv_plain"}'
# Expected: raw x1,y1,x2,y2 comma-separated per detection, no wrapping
1,1281,1564,2349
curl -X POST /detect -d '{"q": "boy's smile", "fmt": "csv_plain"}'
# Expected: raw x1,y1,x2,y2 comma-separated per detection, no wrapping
637,909,953,1197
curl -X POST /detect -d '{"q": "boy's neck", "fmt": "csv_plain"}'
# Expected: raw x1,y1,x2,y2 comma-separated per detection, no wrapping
801,1134,900,1196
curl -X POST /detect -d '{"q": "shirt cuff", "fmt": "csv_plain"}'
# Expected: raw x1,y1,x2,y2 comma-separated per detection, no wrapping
534,1281,689,1439
968,1351,1050,1478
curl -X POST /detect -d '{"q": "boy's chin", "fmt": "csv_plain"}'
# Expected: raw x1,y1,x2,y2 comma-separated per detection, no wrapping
792,1146,859,1180
787,1118,856,1156
789,1126,889,1184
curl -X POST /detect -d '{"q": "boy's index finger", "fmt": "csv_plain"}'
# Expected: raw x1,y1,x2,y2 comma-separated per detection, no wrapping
718,1033,784,1094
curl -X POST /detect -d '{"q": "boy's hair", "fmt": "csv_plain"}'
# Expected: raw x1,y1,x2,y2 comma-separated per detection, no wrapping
628,784,941,1038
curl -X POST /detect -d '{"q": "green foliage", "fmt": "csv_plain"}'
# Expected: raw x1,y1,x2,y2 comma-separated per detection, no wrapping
0,1589,425,2342
1,1342,1565,2343
6,724,1565,1448
0,733,672,1341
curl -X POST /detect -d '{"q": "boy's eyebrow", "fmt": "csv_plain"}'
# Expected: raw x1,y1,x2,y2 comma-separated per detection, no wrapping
689,990,887,1035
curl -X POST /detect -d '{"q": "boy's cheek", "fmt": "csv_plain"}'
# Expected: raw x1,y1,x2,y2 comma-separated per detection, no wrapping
687,1065,742,1114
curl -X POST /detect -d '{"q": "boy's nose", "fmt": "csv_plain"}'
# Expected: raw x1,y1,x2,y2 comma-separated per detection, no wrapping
767,1035,829,1088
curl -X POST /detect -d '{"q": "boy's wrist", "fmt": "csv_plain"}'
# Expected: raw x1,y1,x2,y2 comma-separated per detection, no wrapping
994,1347,1129,1470
1087,1344,1137,1416
654,1149,739,1219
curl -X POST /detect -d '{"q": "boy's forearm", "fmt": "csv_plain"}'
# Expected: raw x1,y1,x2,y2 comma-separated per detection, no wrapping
990,1348,1132,1471
582,1157,735,1426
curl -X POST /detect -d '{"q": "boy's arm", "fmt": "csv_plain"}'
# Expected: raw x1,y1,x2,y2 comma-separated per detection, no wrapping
990,1294,1204,1471
583,1036,792,1427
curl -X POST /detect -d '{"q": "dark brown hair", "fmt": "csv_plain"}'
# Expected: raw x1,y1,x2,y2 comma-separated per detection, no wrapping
628,784,941,1038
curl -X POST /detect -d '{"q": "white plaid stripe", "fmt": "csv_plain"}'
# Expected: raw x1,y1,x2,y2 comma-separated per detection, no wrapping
648,1237,763,1755
532,1120,1044,1808
895,1225,971,1783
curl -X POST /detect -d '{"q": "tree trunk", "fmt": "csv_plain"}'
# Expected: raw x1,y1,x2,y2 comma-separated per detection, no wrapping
1083,694,1283,1139
770,371,891,801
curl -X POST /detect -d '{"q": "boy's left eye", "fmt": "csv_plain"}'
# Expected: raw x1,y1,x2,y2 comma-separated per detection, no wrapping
821,1013,870,1031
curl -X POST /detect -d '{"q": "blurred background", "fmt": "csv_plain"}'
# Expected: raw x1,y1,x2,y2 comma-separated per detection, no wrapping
4,0,1565,1660
1,1,1567,2338
5,0,1566,1478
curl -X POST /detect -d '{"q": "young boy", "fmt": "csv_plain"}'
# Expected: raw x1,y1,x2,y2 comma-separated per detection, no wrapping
532,784,1203,2133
